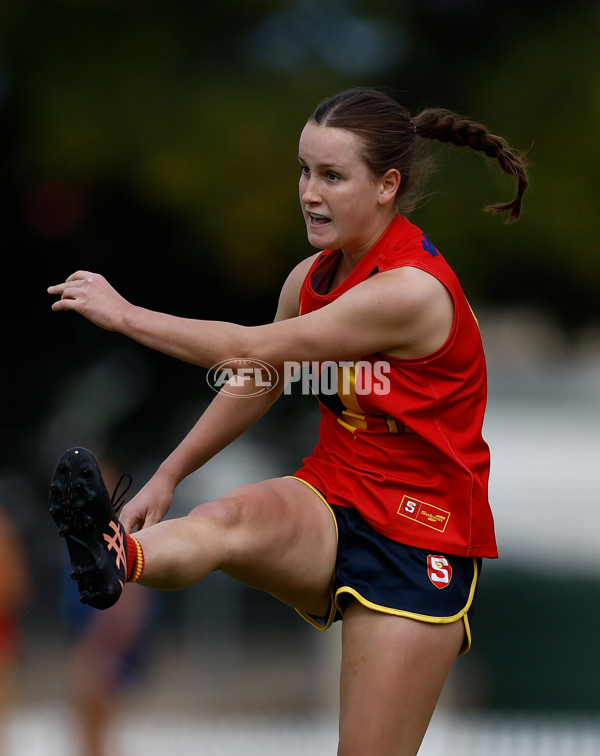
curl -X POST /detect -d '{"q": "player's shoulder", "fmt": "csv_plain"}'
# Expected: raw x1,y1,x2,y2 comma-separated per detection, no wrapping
363,264,453,312
281,251,322,297
288,251,322,281
275,252,321,321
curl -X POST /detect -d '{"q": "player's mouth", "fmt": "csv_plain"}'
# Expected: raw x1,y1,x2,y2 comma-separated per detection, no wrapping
308,212,331,226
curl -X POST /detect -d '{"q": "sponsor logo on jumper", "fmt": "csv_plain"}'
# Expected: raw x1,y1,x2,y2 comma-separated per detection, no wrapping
397,495,450,533
206,359,391,397
427,555,452,589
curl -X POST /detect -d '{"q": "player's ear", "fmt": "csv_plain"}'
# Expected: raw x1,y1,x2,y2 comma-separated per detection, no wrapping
378,169,400,206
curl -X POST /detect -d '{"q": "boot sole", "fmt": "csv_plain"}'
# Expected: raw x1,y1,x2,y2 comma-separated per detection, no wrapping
49,447,124,610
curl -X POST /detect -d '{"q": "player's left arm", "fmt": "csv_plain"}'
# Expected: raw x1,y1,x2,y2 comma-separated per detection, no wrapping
47,265,453,367
262,266,454,362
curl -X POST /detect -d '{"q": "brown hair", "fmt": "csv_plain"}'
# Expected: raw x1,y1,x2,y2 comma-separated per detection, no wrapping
310,88,528,222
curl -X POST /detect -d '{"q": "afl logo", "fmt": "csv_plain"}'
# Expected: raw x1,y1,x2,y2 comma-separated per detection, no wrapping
427,555,452,589
206,358,280,397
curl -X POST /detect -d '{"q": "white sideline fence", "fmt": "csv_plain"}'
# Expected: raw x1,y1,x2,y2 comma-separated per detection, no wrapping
3,705,600,755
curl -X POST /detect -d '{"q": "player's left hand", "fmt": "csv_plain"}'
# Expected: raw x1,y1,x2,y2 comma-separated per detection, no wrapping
119,474,175,533
48,271,131,332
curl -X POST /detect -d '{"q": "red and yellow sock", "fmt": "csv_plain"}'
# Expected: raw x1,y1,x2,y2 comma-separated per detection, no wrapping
125,533,145,583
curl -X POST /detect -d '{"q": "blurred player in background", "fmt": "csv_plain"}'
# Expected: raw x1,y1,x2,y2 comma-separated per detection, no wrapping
60,459,157,756
62,583,156,756
0,505,29,756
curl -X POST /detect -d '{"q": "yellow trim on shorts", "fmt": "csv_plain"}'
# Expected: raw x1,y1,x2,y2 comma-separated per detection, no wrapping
286,476,339,631
285,476,339,540
287,475,477,654
335,558,478,655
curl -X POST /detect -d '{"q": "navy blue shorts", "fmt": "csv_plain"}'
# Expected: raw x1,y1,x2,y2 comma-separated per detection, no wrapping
293,482,481,655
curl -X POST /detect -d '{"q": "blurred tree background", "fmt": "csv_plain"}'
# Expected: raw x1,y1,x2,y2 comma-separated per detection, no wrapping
2,0,599,465
1,0,599,721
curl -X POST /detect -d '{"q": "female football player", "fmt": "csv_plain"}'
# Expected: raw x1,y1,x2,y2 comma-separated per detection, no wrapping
48,88,528,755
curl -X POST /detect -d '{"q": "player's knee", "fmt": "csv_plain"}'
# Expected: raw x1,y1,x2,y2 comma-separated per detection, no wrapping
188,493,242,530
186,485,261,552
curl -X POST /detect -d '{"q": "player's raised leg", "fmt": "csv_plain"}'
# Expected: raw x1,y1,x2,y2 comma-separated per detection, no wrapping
49,448,338,618
134,476,337,617
337,601,464,756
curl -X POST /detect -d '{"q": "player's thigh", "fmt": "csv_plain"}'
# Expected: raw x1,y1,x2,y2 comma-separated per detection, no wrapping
338,601,464,756
197,476,338,614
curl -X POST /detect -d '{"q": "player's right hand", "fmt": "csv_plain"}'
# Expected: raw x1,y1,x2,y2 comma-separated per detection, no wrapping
48,270,132,333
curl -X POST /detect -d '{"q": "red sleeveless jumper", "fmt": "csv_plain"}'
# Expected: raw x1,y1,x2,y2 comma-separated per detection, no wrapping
294,214,497,558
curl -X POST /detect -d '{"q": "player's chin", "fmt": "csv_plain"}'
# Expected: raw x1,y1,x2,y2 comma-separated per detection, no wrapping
305,221,333,247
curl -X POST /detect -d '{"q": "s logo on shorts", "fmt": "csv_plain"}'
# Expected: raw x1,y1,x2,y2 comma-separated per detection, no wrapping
427,555,452,589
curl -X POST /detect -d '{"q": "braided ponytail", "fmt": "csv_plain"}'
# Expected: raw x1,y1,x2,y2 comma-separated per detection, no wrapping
309,88,529,222
413,109,528,222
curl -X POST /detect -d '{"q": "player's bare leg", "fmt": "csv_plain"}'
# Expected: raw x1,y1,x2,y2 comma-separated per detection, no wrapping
337,601,464,756
50,448,337,616
134,477,337,617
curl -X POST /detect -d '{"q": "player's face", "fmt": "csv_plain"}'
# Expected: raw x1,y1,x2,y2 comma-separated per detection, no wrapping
298,121,396,260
